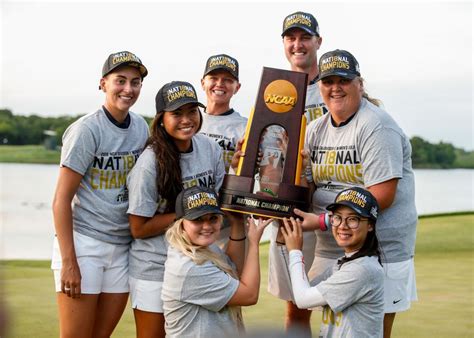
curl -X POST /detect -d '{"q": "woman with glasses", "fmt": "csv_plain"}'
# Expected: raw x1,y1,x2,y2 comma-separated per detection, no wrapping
291,49,417,338
282,187,384,338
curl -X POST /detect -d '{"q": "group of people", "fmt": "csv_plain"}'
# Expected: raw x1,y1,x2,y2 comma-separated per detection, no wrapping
51,10,417,338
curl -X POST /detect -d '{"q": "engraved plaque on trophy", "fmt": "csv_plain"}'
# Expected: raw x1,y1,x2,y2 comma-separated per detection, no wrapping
219,67,309,219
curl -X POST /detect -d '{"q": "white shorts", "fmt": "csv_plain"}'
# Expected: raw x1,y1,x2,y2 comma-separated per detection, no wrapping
51,231,129,294
383,258,418,313
129,276,163,313
267,222,316,301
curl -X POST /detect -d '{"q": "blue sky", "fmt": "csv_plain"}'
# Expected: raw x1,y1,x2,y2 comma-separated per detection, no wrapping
1,0,472,149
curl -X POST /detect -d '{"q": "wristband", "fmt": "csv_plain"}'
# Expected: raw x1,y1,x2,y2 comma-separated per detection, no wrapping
325,213,330,230
319,213,328,231
229,236,246,241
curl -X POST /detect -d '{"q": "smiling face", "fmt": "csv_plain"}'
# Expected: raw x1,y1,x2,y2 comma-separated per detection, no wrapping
100,66,142,118
283,28,321,72
320,76,363,124
201,70,241,109
182,213,223,247
162,103,201,151
331,205,373,253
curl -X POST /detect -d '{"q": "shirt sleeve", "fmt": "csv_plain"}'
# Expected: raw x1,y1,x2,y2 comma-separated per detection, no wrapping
180,261,239,312
213,141,226,192
359,127,404,187
60,122,97,175
127,150,159,217
288,250,328,309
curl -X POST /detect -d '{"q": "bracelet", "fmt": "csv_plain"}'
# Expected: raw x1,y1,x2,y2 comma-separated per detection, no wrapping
319,213,328,231
325,213,330,229
229,236,246,241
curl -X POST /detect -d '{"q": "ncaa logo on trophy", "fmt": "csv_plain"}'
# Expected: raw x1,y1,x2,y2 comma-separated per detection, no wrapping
219,67,310,219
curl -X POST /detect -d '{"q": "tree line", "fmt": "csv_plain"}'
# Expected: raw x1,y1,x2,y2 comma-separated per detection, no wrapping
0,109,472,168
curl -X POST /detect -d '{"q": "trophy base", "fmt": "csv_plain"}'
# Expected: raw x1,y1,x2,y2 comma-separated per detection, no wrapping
219,174,309,219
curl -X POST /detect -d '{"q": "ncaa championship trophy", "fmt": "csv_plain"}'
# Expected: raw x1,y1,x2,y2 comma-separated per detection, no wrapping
219,67,309,219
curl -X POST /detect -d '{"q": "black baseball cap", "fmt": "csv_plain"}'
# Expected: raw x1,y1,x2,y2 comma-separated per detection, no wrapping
203,54,239,80
155,81,206,113
317,49,361,81
175,186,224,220
102,51,148,79
282,11,319,37
326,187,379,222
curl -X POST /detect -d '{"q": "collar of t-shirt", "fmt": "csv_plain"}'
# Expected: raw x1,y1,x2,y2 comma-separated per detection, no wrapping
102,105,130,129
205,108,234,116
337,250,358,266
330,110,357,128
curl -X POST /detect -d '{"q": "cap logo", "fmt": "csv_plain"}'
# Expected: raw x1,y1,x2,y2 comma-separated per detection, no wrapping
370,206,378,219
336,190,367,208
284,13,312,30
208,56,237,72
186,192,218,210
111,52,141,65
321,55,351,73
167,85,197,103
263,79,297,113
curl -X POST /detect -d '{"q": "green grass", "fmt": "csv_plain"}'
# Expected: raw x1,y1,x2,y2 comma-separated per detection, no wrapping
0,145,60,164
2,214,473,337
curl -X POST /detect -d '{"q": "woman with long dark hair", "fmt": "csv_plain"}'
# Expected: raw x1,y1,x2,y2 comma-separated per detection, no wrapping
126,81,225,338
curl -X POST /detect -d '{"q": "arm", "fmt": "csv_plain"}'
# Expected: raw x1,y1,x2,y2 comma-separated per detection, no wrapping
281,217,328,308
367,178,398,210
129,212,176,239
288,250,328,309
227,217,272,306
225,212,246,276
52,166,83,298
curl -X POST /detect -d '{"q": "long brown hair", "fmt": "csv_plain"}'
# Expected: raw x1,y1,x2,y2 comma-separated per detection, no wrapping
146,108,203,212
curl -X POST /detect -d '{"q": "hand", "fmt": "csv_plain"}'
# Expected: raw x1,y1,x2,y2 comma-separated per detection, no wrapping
61,258,82,298
281,217,303,251
230,138,245,171
246,216,272,245
293,208,319,231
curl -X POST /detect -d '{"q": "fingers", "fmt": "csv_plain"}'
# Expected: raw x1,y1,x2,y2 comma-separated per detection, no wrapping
236,138,245,152
62,282,81,298
281,218,292,237
293,208,304,216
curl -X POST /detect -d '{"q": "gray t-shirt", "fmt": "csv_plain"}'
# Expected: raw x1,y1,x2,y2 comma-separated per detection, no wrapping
127,134,225,281
162,245,240,338
315,256,384,338
60,108,148,244
304,81,328,122
200,109,247,172
306,98,417,262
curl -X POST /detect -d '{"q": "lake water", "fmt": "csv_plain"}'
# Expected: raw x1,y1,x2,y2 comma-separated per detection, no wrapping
1,163,473,259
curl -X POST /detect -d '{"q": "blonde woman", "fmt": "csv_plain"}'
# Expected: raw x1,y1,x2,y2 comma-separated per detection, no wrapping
162,186,272,337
